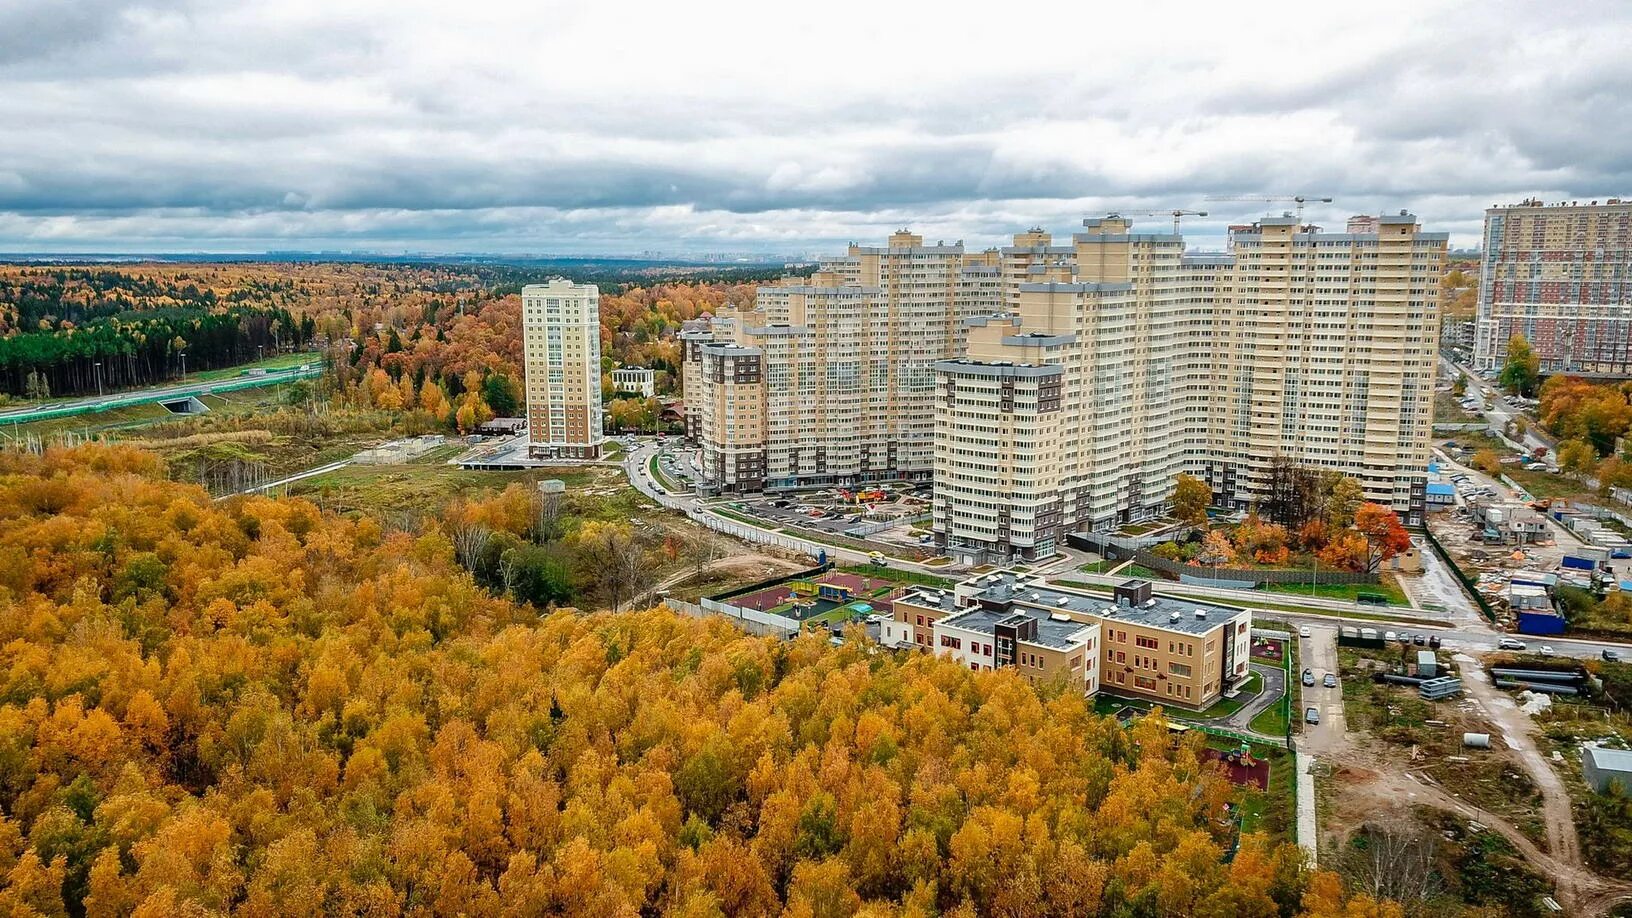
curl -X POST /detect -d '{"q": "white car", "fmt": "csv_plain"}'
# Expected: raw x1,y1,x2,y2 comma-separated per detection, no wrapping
1540,645,1555,657
1384,631,1397,642
1299,625,1312,638
1498,637,1528,651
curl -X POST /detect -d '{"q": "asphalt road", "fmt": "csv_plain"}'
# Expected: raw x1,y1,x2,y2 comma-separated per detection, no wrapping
1297,625,1347,755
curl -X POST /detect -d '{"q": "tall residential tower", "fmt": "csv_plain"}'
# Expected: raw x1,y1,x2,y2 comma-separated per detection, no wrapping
521,278,604,459
681,215,1445,565
1474,198,1632,376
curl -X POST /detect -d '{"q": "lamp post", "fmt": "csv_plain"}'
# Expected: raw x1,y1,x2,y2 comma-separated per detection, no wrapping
94,361,103,398
179,353,187,380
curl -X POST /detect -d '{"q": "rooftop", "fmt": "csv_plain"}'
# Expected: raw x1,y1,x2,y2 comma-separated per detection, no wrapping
897,587,958,613
1585,745,1632,772
939,606,1096,650
965,571,1242,635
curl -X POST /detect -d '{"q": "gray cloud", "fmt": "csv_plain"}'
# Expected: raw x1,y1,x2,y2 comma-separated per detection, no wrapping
3,0,1631,253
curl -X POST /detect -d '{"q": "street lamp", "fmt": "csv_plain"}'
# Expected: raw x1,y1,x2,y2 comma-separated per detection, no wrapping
179,353,187,379
93,361,103,398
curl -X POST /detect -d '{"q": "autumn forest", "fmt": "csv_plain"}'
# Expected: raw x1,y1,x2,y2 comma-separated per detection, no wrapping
0,445,1395,917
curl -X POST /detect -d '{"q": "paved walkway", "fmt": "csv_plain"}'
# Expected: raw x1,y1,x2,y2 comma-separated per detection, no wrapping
1294,748,1317,865
1221,662,1284,732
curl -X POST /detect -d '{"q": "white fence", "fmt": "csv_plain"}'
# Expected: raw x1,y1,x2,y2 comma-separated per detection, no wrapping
666,597,798,637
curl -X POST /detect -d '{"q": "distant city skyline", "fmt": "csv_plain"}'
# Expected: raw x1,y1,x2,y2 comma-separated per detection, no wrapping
5,0,1630,254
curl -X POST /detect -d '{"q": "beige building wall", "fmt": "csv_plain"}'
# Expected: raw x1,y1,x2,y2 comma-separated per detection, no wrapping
522,278,604,459
936,213,1444,563
1206,214,1444,524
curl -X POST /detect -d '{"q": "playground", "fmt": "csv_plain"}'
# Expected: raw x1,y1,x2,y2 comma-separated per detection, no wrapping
711,567,903,626
1250,636,1287,665
1202,745,1272,791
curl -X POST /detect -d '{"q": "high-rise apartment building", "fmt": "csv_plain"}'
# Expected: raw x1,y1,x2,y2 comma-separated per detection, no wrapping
521,278,604,459
934,213,1445,564
682,216,1444,563
684,231,978,492
1474,198,1632,375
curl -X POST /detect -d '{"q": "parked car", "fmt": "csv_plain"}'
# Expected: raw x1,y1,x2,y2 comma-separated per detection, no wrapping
1305,707,1321,725
1498,637,1528,651
1299,625,1312,638
1413,633,1427,646
1301,668,1315,687
1603,649,1623,662
1323,673,1337,688
1384,631,1398,642
1429,635,1442,649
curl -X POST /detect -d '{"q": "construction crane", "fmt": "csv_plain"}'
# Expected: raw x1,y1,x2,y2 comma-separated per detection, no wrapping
1101,209,1208,234
1203,194,1334,223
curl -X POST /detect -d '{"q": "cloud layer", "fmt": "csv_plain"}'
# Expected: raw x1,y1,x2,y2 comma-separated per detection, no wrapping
4,0,1630,253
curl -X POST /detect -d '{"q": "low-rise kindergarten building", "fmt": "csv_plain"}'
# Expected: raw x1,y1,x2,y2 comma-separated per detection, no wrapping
883,571,1253,708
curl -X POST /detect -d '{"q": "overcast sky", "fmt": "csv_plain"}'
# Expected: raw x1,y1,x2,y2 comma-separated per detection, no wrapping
3,0,1629,255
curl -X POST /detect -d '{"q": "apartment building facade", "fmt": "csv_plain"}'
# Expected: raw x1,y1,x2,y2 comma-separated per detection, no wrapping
521,278,604,459
1474,198,1632,376
684,231,981,492
936,214,1445,564
882,571,1249,707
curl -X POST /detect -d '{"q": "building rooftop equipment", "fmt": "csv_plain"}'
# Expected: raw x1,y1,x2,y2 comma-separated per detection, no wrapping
938,606,1095,651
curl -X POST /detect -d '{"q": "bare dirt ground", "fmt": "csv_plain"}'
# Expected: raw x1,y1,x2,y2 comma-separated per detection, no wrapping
1325,655,1632,915
646,551,811,606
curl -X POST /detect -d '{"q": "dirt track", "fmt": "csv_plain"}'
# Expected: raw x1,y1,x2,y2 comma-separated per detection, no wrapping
1326,655,1632,915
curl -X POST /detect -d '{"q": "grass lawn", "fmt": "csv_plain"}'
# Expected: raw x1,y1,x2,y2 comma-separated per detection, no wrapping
1261,575,1410,607
648,455,681,492
289,462,623,518
1079,559,1119,574
1233,744,1295,842
835,564,955,591
1507,465,1591,500
192,350,321,382
1248,696,1291,736
1100,674,1259,722
1124,564,1164,579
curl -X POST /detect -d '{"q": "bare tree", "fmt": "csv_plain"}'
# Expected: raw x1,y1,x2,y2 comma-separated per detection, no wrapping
574,521,652,611
450,520,493,572
1341,822,1444,908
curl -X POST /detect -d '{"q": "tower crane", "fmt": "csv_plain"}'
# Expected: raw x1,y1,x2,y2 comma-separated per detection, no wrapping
1100,209,1208,234
1203,194,1334,223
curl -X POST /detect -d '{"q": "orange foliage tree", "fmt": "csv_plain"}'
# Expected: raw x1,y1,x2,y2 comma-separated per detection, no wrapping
0,444,1398,916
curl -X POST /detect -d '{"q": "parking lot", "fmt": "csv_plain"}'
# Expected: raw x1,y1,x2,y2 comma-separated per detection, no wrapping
719,485,936,546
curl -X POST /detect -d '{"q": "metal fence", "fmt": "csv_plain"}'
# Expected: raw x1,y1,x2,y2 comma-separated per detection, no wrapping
676,597,799,637
1422,526,1496,622
1071,532,1380,587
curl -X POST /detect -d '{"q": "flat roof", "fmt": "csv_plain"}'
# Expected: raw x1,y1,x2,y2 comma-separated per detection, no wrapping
940,606,1096,651
897,587,957,613
1585,745,1632,772
967,571,1241,636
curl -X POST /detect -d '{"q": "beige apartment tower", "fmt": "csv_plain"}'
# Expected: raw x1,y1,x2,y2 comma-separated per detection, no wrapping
935,213,1444,564
681,216,1443,564
522,278,604,459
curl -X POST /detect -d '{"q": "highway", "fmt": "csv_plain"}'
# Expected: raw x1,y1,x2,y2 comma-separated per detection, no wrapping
0,364,321,426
